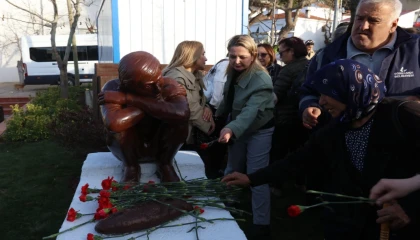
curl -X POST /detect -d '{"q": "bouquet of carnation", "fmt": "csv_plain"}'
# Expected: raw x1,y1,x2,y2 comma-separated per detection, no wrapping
43,176,249,240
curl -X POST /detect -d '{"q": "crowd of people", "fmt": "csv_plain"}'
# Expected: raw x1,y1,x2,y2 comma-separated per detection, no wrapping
99,0,420,239
167,0,420,238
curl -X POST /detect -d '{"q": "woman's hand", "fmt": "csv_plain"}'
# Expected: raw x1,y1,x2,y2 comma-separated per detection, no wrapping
218,128,232,143
98,91,127,105
221,172,251,187
370,175,420,205
203,106,213,122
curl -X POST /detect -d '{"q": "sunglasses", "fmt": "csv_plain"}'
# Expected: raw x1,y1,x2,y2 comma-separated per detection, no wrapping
258,53,268,58
279,48,290,57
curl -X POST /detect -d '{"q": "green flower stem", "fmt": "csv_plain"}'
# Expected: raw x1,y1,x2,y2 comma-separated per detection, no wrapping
305,200,372,210
306,190,374,202
42,218,94,239
152,199,212,223
132,218,245,239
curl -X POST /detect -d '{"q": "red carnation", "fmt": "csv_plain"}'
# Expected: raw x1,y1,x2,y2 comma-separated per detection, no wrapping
66,208,78,222
99,190,110,198
287,205,304,217
200,143,209,150
81,183,89,195
87,233,103,240
87,233,94,240
79,194,87,202
194,206,205,214
101,176,114,190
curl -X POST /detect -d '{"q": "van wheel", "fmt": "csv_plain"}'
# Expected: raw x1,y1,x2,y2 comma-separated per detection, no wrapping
67,76,75,86
57,77,75,86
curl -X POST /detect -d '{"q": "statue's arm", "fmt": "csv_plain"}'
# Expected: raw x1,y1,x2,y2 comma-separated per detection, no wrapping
99,80,145,133
100,103,145,133
125,93,190,123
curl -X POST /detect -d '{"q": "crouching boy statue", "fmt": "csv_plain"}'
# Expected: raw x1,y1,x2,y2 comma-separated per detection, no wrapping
98,51,190,183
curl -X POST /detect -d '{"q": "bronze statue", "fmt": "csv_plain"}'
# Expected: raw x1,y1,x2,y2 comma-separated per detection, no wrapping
98,51,190,183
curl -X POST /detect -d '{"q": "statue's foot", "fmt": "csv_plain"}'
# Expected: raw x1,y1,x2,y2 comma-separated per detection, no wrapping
122,165,140,183
159,165,180,182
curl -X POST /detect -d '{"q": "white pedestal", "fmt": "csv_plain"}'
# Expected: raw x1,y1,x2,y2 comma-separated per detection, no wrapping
56,151,247,240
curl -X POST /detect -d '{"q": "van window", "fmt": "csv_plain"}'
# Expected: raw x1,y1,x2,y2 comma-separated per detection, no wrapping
29,45,98,62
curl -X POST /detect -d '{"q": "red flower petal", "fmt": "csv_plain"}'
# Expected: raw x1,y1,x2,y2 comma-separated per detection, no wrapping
287,205,303,217
66,208,78,222
79,194,87,202
87,233,94,240
200,143,208,150
81,183,89,195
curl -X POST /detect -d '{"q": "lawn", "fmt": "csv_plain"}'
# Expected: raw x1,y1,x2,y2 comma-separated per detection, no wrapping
0,140,324,240
0,141,88,240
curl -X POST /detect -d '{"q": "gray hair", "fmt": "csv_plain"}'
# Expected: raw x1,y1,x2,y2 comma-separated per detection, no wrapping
356,0,402,21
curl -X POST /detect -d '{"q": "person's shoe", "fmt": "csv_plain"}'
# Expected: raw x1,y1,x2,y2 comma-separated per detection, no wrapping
249,224,271,240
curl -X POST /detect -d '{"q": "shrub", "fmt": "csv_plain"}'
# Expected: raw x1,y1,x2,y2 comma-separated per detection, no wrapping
3,104,52,142
49,106,107,150
3,86,89,142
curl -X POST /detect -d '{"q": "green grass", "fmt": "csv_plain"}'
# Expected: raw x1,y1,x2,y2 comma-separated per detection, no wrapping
0,141,85,240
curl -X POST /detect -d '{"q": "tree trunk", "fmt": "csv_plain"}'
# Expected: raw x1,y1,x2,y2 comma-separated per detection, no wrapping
67,0,80,86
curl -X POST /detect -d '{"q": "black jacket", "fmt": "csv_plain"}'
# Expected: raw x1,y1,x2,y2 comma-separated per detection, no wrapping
249,98,420,240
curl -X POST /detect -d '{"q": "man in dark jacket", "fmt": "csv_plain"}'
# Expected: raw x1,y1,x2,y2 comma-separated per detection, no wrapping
299,0,420,130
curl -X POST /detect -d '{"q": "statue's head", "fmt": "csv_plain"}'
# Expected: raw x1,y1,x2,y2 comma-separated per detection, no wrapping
118,51,162,96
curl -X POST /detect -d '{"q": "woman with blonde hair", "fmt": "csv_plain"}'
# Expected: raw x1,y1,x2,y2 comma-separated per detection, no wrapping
163,41,215,146
216,34,274,238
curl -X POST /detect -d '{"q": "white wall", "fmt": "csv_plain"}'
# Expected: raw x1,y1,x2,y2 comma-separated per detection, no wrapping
100,0,245,65
250,18,329,51
0,0,101,83
399,11,417,28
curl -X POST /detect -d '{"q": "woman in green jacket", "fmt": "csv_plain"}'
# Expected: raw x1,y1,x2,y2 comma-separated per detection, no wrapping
216,35,275,238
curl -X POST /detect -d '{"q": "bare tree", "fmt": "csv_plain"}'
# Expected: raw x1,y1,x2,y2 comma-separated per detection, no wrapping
67,0,80,86
250,0,317,43
6,0,82,98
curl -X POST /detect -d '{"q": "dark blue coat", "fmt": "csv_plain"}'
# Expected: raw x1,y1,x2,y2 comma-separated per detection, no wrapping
299,27,420,112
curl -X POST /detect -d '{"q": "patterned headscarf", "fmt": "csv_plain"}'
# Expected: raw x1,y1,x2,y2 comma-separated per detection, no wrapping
308,59,386,123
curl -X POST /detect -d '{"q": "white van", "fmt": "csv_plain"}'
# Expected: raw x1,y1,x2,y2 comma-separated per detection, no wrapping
21,34,98,85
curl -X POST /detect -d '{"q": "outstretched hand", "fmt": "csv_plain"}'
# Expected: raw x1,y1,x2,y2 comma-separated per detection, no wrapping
370,175,420,205
98,91,127,105
221,172,251,187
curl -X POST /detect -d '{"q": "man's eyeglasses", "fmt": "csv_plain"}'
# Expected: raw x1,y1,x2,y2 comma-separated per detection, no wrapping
258,53,268,58
279,48,290,57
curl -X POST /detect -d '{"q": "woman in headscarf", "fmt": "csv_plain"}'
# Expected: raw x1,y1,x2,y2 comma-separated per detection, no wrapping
222,59,420,240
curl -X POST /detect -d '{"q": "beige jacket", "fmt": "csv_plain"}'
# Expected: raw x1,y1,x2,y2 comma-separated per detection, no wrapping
163,66,211,143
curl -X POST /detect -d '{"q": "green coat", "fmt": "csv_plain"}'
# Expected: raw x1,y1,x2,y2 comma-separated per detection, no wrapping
216,70,274,139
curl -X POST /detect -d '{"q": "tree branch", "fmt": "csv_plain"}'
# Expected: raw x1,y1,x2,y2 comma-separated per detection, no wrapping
3,16,52,28
5,0,53,24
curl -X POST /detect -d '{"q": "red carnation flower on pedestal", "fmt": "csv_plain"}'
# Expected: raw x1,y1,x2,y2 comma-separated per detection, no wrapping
81,183,89,195
66,208,78,222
